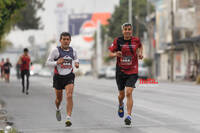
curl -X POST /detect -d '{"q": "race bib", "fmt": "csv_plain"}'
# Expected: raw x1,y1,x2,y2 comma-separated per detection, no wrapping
61,59,72,69
120,56,132,65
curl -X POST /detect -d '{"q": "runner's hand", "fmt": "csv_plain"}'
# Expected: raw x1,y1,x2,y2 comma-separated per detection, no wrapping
57,58,64,65
138,52,143,59
75,62,79,68
116,51,122,57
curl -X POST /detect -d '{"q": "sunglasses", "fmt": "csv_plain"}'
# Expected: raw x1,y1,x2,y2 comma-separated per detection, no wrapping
122,23,132,29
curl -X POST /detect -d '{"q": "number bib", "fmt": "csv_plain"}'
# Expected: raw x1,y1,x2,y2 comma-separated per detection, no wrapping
120,56,132,65
61,58,72,69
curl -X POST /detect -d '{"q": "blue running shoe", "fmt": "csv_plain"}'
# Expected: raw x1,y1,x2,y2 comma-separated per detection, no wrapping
124,115,132,125
118,104,124,118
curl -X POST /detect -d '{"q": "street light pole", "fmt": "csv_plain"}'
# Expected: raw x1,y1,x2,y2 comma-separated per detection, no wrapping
129,0,132,25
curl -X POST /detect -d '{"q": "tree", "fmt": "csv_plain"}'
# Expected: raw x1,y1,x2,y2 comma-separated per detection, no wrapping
0,0,45,50
16,0,45,30
107,0,154,39
0,0,25,49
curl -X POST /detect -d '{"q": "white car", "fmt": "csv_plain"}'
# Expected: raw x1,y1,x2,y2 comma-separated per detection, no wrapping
38,67,52,77
30,63,42,76
105,66,116,79
138,61,149,79
98,67,106,78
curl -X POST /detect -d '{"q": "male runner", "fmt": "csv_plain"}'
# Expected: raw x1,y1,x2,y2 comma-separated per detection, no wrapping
18,48,31,95
46,32,79,127
109,23,143,125
3,58,12,82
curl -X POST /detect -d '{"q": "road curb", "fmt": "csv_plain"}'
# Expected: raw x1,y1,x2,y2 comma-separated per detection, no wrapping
0,99,17,133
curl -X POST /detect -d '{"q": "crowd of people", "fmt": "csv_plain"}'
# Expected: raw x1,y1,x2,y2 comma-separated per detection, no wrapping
0,48,31,95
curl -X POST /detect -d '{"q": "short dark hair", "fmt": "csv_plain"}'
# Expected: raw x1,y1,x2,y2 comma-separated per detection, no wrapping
24,48,28,52
60,32,71,40
121,22,132,30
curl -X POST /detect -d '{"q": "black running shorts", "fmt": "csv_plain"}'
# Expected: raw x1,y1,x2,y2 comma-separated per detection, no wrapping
4,69,10,74
53,73,75,90
21,70,30,77
116,71,138,91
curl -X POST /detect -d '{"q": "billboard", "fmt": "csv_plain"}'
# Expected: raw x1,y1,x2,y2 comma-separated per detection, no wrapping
69,12,111,59
69,13,92,36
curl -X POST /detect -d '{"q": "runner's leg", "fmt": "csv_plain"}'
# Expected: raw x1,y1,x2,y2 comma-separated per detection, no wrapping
55,89,63,109
21,71,25,93
126,87,134,115
65,84,74,116
26,71,30,92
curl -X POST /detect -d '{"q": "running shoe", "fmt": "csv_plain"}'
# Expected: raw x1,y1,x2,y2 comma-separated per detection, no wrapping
118,103,124,118
56,110,61,121
124,115,132,125
65,118,72,127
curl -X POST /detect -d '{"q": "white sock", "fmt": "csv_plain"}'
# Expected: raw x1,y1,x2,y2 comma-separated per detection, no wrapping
66,115,71,120
56,107,61,111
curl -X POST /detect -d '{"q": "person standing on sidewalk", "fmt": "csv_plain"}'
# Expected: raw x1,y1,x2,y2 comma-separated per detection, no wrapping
46,32,79,127
17,48,31,95
109,23,143,125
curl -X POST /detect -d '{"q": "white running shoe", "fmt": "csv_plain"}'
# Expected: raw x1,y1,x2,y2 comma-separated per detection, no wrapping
65,116,72,127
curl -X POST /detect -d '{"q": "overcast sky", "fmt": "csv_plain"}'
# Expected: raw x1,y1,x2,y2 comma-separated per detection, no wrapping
40,0,120,37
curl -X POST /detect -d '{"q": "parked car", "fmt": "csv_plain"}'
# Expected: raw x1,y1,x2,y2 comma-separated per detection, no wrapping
98,67,107,78
105,66,116,79
38,67,52,77
138,61,149,79
30,63,42,76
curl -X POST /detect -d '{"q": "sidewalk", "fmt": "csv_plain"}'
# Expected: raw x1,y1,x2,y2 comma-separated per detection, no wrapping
0,99,16,133
0,99,6,131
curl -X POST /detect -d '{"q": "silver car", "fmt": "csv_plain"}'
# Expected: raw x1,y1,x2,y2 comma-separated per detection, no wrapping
138,61,149,79
105,66,116,79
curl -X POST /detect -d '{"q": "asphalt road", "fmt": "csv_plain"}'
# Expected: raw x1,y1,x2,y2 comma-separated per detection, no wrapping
0,75,200,133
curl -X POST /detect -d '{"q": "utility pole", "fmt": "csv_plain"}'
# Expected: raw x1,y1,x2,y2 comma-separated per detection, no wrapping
147,0,151,59
136,1,139,37
170,0,175,82
146,0,154,78
129,0,132,25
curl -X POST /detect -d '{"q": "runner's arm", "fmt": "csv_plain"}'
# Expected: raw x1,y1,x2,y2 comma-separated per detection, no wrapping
109,51,122,58
17,56,22,65
108,38,122,58
46,48,59,67
138,44,143,59
73,50,79,68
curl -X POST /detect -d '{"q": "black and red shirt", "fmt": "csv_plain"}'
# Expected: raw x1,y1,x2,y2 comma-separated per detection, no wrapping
3,62,12,72
20,55,31,71
109,36,142,75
